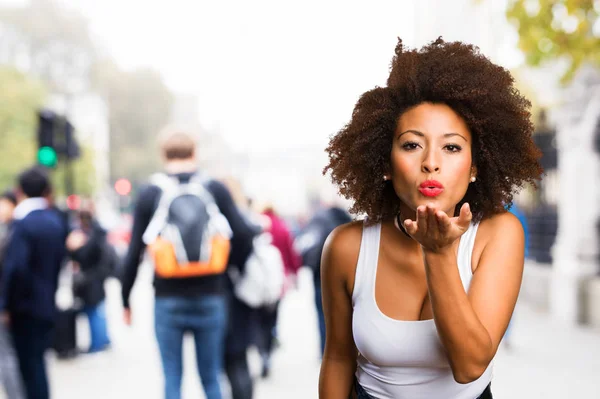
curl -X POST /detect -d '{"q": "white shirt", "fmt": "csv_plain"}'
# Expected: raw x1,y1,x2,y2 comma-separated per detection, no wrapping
352,220,493,399
13,198,49,220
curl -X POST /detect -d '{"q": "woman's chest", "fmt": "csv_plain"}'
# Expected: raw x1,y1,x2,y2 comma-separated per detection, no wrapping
352,306,449,368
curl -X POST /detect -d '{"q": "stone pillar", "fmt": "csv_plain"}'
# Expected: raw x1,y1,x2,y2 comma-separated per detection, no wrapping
551,66,600,325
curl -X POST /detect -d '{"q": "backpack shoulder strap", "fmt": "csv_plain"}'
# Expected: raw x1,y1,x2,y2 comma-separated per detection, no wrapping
142,173,181,245
149,173,179,192
188,174,232,238
186,174,218,207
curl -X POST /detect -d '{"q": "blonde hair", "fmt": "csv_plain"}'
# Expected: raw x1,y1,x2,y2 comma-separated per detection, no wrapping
158,127,197,160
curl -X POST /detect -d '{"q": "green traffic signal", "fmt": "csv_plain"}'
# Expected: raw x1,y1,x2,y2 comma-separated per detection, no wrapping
37,146,57,167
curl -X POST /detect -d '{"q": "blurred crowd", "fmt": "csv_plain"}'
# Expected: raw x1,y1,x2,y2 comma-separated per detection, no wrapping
0,128,351,399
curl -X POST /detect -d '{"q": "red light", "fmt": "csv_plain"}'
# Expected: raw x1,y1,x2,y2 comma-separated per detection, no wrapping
66,195,81,210
114,178,132,196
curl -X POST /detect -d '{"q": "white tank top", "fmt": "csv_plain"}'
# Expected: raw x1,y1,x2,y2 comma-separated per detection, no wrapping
352,220,493,399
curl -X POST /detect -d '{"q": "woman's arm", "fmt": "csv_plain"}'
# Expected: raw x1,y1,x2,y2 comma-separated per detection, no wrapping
319,222,362,398
420,210,524,383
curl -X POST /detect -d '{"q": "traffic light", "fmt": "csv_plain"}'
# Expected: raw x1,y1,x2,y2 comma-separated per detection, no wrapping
37,146,58,168
36,109,80,167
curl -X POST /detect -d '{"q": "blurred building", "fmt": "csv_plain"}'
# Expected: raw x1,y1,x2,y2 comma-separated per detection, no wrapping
237,144,330,218
169,93,339,217
549,67,600,327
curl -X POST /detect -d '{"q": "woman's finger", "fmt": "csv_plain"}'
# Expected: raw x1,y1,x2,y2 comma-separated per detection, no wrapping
404,219,417,236
456,203,472,231
416,205,428,235
426,205,438,235
436,210,451,234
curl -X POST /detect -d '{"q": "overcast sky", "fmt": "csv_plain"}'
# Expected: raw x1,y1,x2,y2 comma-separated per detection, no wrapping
52,0,418,153
1,0,523,155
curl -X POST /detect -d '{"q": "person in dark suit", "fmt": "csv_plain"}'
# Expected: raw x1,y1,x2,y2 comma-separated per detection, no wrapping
0,167,68,399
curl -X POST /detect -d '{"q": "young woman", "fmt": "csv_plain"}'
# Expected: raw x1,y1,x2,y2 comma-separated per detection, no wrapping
318,38,542,399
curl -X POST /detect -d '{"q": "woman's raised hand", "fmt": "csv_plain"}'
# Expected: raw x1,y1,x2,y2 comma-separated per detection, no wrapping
403,203,472,254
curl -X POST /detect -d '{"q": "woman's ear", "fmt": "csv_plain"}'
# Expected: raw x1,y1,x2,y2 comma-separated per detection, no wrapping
470,166,478,183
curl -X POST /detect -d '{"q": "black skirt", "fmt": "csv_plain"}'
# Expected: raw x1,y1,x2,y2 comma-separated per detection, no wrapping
354,380,493,399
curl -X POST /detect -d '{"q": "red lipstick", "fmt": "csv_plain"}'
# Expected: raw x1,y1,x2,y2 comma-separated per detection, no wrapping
418,180,444,197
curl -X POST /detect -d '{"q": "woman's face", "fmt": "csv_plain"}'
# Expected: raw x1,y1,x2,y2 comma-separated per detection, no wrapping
390,102,476,217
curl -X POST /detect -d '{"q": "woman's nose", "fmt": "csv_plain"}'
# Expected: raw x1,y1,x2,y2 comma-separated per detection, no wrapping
421,152,441,173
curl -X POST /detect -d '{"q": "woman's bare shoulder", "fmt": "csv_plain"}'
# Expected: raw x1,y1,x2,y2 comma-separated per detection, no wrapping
322,220,364,287
325,220,364,253
477,211,523,240
472,211,524,271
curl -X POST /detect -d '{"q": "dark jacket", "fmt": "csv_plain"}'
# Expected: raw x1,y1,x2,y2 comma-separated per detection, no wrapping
296,206,352,283
70,221,113,307
0,209,68,321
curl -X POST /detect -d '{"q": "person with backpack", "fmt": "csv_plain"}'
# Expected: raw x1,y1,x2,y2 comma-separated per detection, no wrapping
120,128,258,399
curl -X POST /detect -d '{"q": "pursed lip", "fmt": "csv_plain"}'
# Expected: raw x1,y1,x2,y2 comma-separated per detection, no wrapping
419,180,444,189
418,180,444,197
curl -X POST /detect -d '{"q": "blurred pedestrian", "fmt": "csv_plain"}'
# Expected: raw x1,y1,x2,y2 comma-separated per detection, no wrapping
67,201,114,353
0,167,68,399
121,128,258,399
318,38,542,398
0,189,25,399
255,204,302,377
0,191,17,240
294,203,351,357
217,184,262,399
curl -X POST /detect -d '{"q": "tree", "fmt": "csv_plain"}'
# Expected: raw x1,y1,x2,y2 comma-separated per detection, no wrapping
506,0,600,82
0,0,96,93
0,66,98,196
92,60,174,184
0,67,45,190
1,0,174,188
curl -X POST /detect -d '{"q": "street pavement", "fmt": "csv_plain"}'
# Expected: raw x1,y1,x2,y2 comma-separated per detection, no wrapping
5,265,599,398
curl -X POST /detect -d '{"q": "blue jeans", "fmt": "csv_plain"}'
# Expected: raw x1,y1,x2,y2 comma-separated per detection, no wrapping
83,301,111,352
154,295,227,399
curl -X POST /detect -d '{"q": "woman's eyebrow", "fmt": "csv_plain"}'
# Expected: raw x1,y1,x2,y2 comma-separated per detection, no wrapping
444,132,468,142
397,130,468,142
397,129,424,138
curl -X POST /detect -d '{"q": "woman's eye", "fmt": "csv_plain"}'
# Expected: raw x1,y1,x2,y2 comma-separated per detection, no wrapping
402,142,419,151
445,144,462,152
